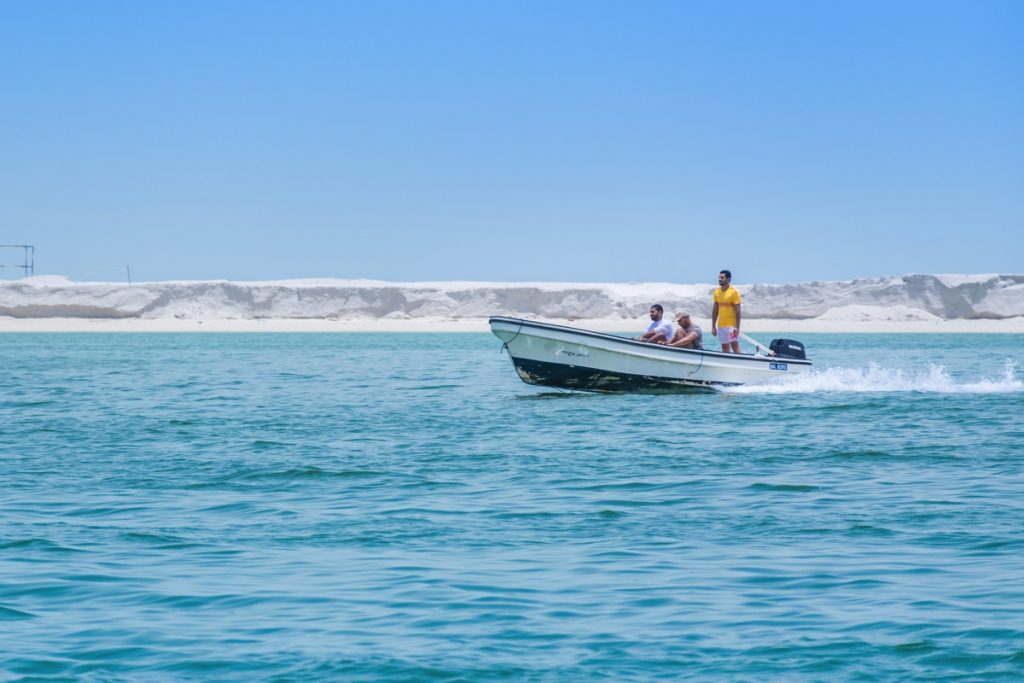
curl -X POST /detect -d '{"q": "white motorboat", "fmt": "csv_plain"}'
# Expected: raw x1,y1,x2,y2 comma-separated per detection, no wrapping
489,316,812,392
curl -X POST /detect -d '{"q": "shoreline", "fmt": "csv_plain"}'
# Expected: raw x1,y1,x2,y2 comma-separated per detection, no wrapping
2,317,1023,333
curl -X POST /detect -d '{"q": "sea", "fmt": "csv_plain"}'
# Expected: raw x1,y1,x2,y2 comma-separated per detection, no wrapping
2,331,1023,681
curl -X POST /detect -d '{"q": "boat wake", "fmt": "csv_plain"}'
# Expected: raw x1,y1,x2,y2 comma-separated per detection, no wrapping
722,360,1023,395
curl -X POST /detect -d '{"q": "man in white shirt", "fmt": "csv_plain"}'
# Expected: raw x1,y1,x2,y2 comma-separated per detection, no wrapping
636,304,674,344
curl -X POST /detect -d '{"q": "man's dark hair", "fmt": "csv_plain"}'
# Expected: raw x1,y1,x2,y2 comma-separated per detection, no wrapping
720,269,732,280
652,304,664,313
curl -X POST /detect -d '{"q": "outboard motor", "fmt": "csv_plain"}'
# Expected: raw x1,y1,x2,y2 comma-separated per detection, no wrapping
769,338,807,360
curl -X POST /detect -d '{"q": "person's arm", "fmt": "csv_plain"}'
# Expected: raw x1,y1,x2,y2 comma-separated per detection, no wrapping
637,326,662,341
734,303,740,335
711,302,719,336
667,330,698,347
650,322,673,344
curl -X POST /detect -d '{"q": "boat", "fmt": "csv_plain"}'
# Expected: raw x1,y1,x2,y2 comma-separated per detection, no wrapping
489,316,812,392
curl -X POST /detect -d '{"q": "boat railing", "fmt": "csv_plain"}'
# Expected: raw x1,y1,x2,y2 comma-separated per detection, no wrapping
739,332,775,356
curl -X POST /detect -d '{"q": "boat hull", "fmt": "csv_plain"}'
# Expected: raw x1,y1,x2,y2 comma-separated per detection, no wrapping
489,316,812,392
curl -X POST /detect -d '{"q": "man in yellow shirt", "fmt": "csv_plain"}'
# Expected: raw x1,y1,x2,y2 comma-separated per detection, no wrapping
711,269,742,353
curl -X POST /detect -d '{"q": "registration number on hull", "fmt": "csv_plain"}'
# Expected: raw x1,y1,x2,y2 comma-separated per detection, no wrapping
769,362,789,371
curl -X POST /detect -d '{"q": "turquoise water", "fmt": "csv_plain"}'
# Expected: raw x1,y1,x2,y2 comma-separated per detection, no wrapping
2,332,1023,681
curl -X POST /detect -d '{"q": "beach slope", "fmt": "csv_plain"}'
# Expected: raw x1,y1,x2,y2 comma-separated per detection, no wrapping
1,274,1022,332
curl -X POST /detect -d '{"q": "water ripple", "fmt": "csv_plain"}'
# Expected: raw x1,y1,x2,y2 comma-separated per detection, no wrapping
0,332,1022,679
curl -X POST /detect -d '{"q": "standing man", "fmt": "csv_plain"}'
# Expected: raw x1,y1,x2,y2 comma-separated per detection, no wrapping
711,270,742,353
636,304,674,344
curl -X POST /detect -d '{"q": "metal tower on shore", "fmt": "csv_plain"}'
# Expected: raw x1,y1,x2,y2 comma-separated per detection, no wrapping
1,244,35,277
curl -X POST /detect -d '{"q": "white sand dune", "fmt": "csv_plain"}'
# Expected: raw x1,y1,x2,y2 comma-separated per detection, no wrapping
1,274,1023,332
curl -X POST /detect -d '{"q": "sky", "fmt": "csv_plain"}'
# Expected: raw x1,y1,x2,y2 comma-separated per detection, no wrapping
1,1,1021,284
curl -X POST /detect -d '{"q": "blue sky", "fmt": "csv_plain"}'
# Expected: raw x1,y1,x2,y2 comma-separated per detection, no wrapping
1,1,1021,283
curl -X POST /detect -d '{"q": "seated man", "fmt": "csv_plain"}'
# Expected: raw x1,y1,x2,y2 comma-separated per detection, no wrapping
636,304,674,344
666,311,703,349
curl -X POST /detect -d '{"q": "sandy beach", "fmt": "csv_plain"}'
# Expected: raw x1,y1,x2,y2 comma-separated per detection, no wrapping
2,274,1023,333
2,316,1023,333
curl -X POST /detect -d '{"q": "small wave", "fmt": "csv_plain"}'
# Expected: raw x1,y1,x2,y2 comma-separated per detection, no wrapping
249,439,292,450
2,399,57,408
0,538,81,553
239,466,383,481
725,360,1023,395
748,483,819,492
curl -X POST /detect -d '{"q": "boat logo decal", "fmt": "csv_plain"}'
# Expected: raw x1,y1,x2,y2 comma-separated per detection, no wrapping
769,362,788,371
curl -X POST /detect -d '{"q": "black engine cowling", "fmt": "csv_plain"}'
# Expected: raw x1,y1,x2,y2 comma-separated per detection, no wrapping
769,338,806,360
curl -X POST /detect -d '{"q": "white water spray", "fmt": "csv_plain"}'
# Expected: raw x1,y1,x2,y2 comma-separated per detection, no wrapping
724,360,1023,395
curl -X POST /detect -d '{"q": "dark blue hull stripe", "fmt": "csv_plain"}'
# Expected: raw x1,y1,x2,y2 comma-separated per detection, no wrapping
508,357,731,393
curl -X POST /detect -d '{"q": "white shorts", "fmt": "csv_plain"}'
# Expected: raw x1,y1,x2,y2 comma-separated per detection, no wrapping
716,326,738,344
